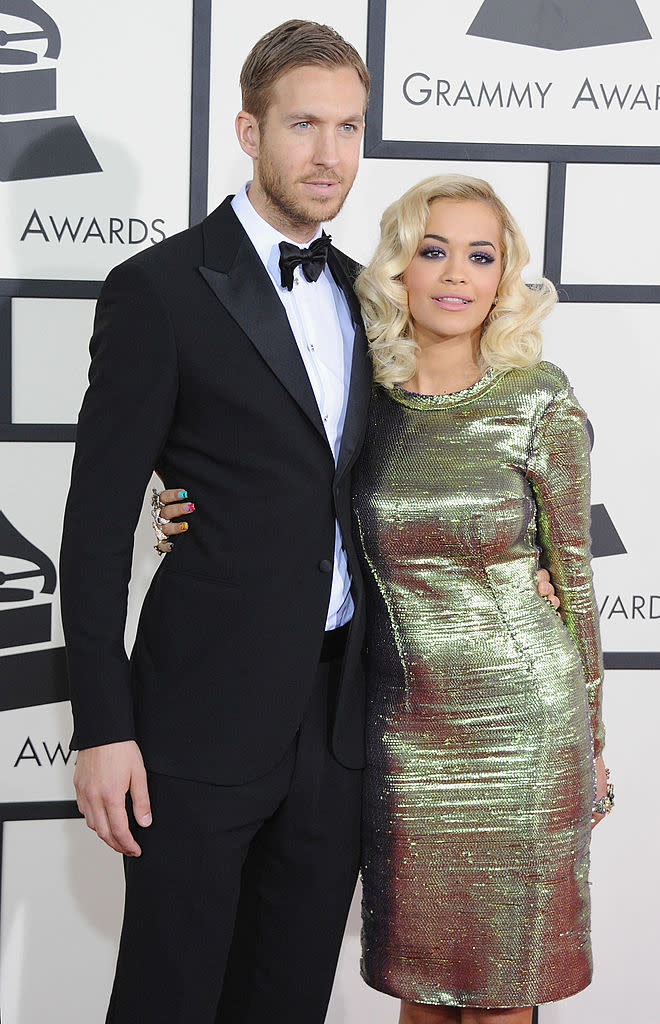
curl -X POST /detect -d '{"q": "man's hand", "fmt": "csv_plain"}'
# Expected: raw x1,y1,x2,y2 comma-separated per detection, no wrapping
536,568,559,610
74,740,152,856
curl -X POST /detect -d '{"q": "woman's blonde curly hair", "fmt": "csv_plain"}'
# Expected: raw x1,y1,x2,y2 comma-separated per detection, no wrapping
354,174,557,388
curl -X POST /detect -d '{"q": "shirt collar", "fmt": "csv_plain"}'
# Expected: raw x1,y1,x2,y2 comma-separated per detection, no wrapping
231,183,324,287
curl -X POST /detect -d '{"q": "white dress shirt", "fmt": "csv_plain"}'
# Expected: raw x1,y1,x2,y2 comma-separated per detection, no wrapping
231,185,355,629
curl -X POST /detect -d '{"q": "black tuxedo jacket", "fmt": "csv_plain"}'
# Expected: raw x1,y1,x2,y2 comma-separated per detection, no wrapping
59,197,371,784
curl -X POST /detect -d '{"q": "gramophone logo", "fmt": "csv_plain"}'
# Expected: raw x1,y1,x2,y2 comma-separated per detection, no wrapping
586,421,626,560
468,0,652,51
0,0,101,181
0,509,56,649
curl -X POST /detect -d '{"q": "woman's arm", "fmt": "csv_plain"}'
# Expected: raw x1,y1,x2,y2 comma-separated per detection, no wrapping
526,386,605,762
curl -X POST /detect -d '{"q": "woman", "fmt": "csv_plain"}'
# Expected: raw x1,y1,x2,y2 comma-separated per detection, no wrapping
154,174,610,1023
351,175,608,1023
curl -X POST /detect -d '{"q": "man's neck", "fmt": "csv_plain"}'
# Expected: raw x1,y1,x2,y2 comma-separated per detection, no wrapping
246,183,320,244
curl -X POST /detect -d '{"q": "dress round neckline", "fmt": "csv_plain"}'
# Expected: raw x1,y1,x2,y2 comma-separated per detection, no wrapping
388,367,502,409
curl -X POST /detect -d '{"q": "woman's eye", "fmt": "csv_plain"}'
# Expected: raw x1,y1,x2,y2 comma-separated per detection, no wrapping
471,251,495,264
419,246,446,259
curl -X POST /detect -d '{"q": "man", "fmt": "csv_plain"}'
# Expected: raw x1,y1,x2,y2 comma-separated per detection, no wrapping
61,18,557,1023
61,20,370,1023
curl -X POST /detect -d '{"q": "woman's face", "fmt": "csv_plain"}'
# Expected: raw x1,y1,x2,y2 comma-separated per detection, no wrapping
402,198,503,351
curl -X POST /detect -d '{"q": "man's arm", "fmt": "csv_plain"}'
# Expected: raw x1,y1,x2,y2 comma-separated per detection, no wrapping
61,259,178,853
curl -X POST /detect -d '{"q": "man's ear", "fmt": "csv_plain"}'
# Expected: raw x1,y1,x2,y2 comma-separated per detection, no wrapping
235,111,260,159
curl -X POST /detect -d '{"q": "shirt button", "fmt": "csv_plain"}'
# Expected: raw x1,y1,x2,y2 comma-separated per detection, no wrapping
323,414,329,422
309,344,315,350
318,559,332,573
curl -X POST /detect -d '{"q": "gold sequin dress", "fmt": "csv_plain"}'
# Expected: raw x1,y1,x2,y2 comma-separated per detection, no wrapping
353,361,604,1008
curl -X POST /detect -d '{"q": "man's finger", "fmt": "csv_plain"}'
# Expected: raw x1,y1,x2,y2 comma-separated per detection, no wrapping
130,769,153,829
106,801,142,857
92,806,131,855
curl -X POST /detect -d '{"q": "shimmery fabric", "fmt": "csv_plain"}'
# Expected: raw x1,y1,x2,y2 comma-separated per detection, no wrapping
353,361,604,1008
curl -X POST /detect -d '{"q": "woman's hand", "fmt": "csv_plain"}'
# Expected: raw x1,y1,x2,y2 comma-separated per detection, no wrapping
536,567,560,609
591,754,610,829
152,488,195,553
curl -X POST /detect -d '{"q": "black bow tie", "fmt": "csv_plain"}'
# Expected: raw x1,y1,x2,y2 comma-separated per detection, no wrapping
278,234,332,291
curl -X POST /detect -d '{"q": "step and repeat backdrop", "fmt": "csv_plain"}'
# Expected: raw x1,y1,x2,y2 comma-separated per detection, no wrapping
0,1,658,1021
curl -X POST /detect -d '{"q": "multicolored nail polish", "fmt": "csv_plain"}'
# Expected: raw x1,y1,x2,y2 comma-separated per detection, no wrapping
180,522,188,531
185,503,195,512
178,490,188,499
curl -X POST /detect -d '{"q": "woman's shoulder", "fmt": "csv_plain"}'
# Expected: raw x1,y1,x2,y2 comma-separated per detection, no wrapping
502,360,572,404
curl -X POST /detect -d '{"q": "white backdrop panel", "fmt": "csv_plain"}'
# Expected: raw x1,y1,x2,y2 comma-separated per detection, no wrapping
0,701,74,804
12,299,95,423
562,165,660,285
0,818,123,1024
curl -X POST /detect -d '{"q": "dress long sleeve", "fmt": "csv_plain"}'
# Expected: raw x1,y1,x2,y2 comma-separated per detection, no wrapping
526,387,605,758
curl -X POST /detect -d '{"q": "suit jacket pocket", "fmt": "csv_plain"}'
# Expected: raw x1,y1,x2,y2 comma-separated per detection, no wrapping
160,563,238,587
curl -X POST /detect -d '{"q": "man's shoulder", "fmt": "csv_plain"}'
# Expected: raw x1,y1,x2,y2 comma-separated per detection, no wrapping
103,197,236,287
105,221,205,285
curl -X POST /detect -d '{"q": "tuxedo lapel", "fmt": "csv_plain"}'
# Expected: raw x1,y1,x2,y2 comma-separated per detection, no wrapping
199,200,327,443
328,248,372,481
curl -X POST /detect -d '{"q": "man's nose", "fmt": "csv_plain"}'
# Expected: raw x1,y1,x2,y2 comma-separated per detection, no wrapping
313,129,340,167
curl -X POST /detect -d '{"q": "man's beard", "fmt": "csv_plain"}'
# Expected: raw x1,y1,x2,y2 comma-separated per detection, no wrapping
257,151,352,230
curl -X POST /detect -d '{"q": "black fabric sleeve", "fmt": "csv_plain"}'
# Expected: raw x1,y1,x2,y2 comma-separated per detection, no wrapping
59,260,178,749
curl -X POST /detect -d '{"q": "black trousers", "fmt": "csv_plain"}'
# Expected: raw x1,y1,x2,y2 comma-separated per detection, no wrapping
106,655,362,1024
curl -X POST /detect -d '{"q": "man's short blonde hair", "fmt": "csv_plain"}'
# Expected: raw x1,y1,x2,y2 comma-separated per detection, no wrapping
240,20,370,126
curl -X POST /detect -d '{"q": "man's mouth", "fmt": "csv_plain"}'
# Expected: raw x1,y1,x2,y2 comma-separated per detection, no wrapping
302,179,341,192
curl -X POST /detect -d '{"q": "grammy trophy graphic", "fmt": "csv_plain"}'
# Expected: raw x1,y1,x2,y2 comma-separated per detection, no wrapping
0,508,56,649
0,0,100,180
468,0,652,51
